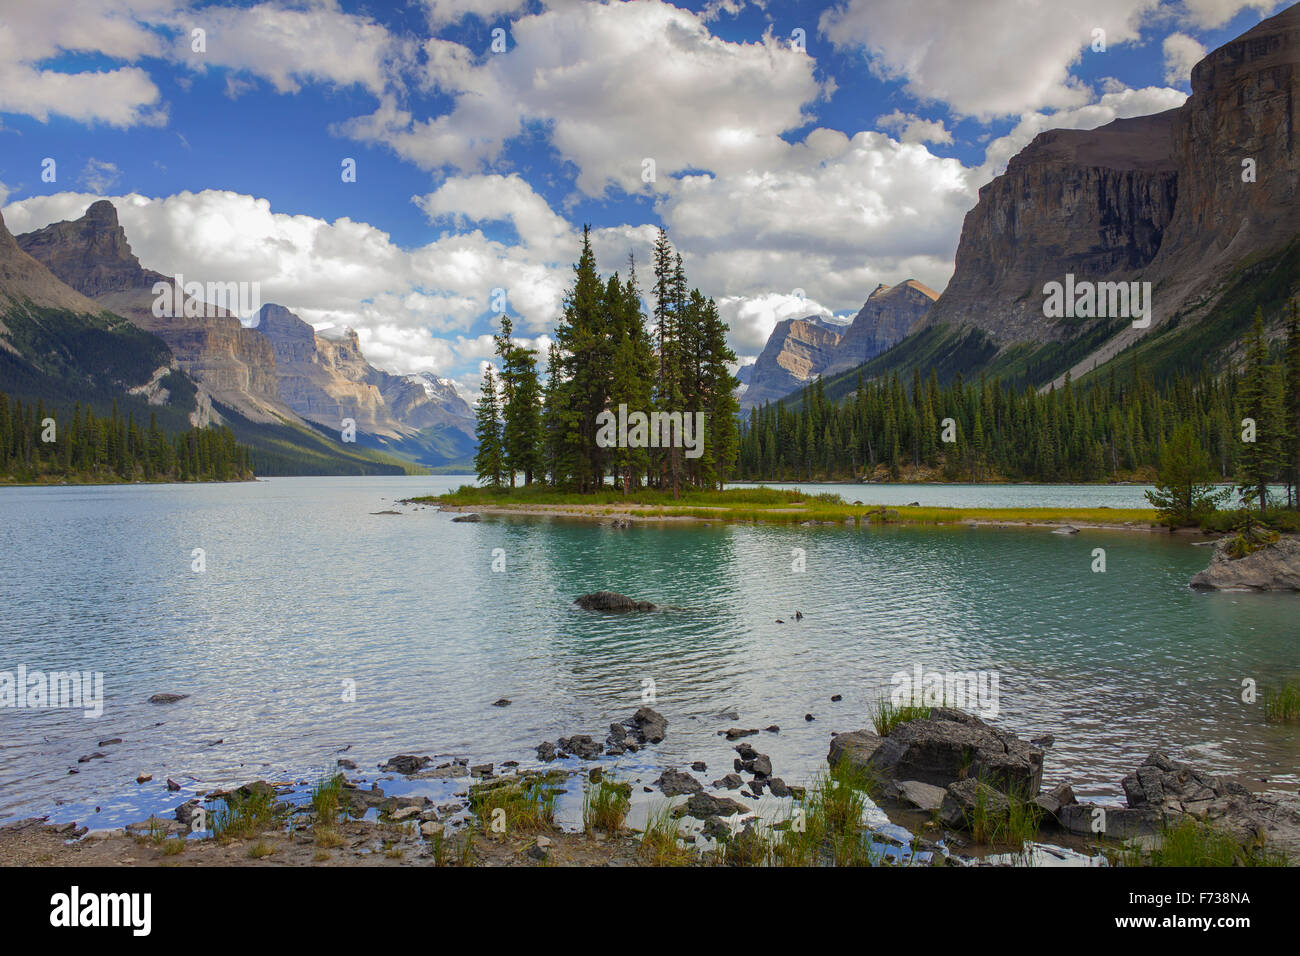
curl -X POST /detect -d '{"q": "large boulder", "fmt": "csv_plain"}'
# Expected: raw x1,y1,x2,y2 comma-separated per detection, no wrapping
574,591,656,612
831,709,1044,796
826,730,884,773
1121,751,1245,813
1190,535,1300,590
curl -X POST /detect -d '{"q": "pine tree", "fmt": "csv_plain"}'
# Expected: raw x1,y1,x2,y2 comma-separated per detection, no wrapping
473,366,505,487
503,345,543,485
1236,310,1282,514
1145,422,1227,525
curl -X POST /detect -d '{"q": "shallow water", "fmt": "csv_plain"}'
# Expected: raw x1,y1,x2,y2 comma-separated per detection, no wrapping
0,475,1296,834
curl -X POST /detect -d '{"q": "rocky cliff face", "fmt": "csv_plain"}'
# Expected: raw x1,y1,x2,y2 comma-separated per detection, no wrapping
923,111,1180,344
16,202,289,424
823,280,938,376
922,5,1298,384
739,316,844,409
253,304,474,441
0,207,196,419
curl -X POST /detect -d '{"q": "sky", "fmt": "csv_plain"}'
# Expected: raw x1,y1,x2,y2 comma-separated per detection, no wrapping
0,0,1287,399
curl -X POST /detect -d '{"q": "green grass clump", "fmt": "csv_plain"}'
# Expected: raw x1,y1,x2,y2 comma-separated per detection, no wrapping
1121,817,1288,867
966,781,1042,848
469,775,560,836
211,785,278,842
310,770,345,828
246,839,275,859
871,698,932,736
1265,676,1300,723
582,774,632,835
638,802,693,866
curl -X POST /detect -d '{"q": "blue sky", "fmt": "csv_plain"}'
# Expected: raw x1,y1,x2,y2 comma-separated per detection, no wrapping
0,0,1287,397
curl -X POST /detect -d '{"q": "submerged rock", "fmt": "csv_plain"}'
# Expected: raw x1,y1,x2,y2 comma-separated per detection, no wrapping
574,591,656,612
557,735,603,760
451,513,481,523
655,769,704,797
675,793,748,819
1190,535,1300,590
379,754,432,775
148,693,188,704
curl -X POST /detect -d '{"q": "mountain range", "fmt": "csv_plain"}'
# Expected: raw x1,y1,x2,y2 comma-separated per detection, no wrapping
3,201,474,473
745,5,1298,410
3,7,1294,470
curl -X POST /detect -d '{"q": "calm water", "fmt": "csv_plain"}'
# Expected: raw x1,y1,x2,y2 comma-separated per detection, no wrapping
1,476,1297,831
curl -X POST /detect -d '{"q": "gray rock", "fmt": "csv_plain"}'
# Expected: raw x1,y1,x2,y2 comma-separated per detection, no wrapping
148,693,188,704
379,754,432,775
712,773,744,790
701,817,731,841
537,741,557,762
721,728,759,740
451,513,481,523
826,729,884,773
767,777,791,798
629,706,668,743
1057,803,1164,839
655,769,704,797
1052,525,1080,534
676,793,748,819
557,735,603,760
691,761,707,772
574,591,656,612
938,778,1010,829
1034,782,1077,818
1190,535,1300,590
897,779,949,812
854,708,1044,796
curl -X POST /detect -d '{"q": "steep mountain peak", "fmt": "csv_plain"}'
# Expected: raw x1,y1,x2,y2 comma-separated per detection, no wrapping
15,200,163,298
0,207,108,314
739,314,844,409
821,279,938,378
84,199,121,227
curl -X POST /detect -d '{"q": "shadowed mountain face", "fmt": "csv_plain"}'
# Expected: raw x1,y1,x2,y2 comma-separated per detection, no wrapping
913,4,1299,387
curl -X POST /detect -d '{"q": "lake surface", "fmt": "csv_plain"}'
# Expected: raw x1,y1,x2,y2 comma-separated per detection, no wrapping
1,476,1297,833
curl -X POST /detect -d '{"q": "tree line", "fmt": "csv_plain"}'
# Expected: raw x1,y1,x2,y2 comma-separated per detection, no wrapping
0,392,253,483
475,227,740,494
737,305,1300,511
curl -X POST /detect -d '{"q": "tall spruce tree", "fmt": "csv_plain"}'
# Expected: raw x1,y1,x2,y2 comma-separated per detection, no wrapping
473,366,505,487
1237,310,1282,514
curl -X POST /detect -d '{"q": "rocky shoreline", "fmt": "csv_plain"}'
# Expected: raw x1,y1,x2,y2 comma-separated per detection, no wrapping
5,703,1295,868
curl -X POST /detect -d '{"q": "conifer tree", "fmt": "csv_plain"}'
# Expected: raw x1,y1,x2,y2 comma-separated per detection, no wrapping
473,366,505,487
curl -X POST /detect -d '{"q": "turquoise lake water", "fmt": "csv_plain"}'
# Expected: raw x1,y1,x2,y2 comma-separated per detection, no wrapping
0,476,1296,830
